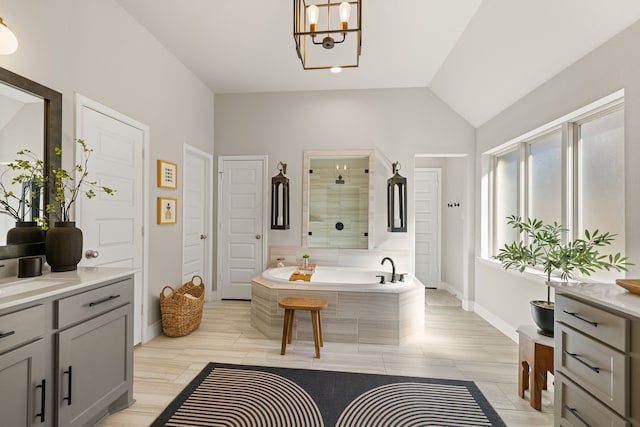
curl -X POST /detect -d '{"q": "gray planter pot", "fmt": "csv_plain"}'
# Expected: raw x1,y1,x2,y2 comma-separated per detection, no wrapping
45,221,82,272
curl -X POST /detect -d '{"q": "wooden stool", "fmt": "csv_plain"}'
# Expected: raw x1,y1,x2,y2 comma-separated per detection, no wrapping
517,324,554,411
279,297,328,358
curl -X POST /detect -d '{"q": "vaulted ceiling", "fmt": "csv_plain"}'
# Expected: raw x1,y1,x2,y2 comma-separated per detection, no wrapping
115,0,640,127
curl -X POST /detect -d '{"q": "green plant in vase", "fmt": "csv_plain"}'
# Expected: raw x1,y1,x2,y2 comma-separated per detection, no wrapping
46,139,115,223
495,215,632,336
0,149,47,244
0,149,45,222
45,138,115,271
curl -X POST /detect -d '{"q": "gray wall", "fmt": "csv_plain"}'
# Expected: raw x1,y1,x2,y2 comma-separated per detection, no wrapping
215,88,475,295
474,19,640,339
0,0,215,330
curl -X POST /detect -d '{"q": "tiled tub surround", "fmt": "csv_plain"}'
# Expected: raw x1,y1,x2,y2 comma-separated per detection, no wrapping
251,266,425,345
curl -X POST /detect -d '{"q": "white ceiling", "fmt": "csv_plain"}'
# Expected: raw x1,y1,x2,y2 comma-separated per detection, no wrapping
115,0,640,127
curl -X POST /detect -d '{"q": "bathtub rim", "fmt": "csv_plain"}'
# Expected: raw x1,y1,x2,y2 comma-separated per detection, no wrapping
254,266,422,294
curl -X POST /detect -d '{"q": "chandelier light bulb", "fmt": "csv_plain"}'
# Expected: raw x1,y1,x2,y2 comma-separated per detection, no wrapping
306,5,319,33
339,2,351,30
0,17,18,55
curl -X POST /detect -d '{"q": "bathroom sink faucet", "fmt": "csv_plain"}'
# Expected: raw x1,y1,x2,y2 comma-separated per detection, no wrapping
381,257,396,283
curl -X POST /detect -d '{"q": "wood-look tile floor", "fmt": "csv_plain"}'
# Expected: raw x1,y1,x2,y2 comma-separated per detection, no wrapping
100,290,554,427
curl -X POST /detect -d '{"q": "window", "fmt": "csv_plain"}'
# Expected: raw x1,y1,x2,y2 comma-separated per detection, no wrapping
527,130,562,225
487,99,625,282
493,149,518,251
576,108,625,256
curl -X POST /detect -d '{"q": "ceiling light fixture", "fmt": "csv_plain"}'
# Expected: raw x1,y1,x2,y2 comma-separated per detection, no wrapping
293,0,362,71
0,16,18,55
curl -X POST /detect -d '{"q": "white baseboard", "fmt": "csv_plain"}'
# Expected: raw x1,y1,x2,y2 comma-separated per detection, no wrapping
439,282,462,298
143,320,162,343
473,302,518,343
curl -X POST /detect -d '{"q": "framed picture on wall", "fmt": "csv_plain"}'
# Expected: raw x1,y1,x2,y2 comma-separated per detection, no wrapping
157,197,178,224
157,159,178,189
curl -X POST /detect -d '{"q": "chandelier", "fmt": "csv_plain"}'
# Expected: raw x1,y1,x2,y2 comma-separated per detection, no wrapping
293,0,362,71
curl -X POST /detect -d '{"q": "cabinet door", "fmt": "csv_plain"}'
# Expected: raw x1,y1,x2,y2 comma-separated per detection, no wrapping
0,339,48,427
57,304,132,427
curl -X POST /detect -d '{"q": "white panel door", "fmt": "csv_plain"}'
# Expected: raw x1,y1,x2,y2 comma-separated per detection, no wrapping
182,145,212,288
218,157,266,300
76,100,145,344
414,168,441,287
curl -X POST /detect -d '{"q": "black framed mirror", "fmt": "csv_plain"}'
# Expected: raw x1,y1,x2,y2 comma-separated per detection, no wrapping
0,66,61,259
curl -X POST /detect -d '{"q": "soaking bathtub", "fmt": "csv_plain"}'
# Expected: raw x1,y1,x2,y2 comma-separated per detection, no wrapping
251,265,425,345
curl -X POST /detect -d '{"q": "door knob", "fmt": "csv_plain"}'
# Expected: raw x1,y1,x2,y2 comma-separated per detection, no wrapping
85,250,99,259
255,234,262,240
200,234,208,240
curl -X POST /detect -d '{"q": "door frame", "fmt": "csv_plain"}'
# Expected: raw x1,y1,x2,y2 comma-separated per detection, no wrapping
182,144,213,300
413,167,442,288
216,155,268,301
74,93,150,343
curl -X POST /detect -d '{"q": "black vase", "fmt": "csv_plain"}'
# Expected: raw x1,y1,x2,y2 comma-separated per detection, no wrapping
6,221,46,245
530,300,555,337
45,221,83,272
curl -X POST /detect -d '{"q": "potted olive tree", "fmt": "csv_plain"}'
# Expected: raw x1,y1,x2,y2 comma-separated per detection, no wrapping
495,215,632,336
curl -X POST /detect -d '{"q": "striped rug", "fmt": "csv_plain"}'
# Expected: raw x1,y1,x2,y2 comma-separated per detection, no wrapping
151,363,506,426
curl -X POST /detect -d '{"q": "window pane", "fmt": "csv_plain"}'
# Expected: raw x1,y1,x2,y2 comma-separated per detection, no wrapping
494,150,518,253
577,108,625,279
528,130,562,225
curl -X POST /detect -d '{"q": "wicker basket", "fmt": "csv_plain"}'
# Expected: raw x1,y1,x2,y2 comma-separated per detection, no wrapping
160,275,205,337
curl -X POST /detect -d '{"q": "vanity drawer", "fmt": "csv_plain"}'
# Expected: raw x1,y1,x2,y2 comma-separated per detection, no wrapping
556,322,629,416
556,293,629,351
0,305,45,354
56,278,133,329
555,371,629,427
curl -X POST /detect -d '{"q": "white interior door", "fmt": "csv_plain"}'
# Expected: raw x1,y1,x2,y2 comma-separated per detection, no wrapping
182,145,212,290
414,168,441,287
217,156,267,300
75,95,147,345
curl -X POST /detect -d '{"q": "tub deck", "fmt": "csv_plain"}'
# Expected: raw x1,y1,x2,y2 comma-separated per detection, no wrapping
251,269,425,345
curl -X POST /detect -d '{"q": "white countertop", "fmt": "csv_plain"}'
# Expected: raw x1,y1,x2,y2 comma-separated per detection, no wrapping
550,280,640,318
0,267,135,311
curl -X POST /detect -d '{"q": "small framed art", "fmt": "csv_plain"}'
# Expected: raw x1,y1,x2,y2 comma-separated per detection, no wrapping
158,159,178,189
158,197,178,224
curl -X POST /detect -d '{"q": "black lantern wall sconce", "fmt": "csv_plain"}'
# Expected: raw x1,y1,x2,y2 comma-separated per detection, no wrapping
271,162,290,230
387,161,407,232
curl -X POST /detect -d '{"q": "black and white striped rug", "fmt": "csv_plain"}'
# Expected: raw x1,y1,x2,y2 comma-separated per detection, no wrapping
151,363,506,426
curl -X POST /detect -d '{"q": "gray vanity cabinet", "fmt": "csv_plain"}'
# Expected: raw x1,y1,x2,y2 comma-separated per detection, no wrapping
57,304,132,427
0,304,49,427
0,271,134,427
56,276,134,427
555,292,639,427
0,339,47,427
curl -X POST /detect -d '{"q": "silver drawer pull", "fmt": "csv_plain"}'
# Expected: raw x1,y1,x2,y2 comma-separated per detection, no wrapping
564,351,600,373
89,294,121,307
562,310,598,327
0,330,16,339
564,404,592,427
